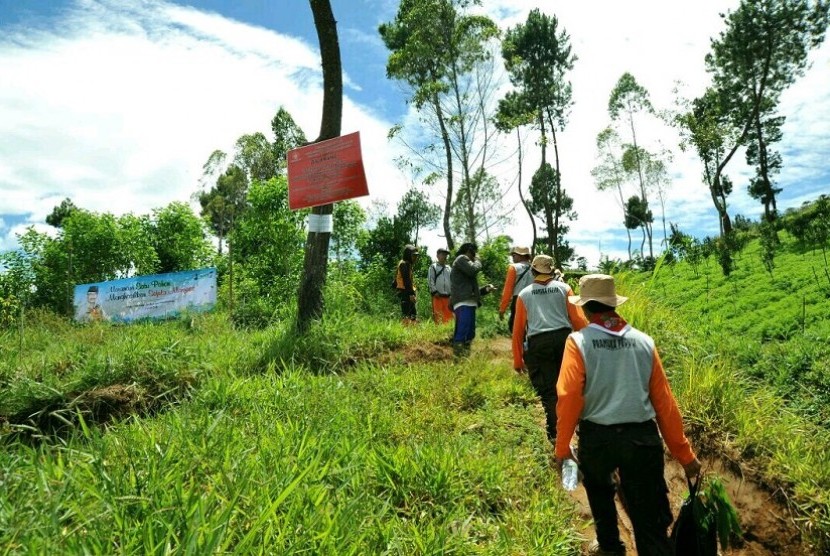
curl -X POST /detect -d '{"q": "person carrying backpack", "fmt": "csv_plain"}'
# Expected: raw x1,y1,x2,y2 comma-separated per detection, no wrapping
555,274,701,556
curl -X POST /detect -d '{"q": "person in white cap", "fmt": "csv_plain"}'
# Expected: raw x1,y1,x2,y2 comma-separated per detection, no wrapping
498,246,533,333
555,274,702,556
511,254,588,444
428,247,453,324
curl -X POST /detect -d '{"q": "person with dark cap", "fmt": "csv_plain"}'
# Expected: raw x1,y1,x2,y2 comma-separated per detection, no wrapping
450,242,495,357
555,274,701,556
428,247,453,324
498,246,533,332
511,254,588,444
394,244,419,324
80,285,108,322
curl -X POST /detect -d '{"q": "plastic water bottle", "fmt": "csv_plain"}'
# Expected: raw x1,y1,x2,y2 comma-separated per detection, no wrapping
562,458,579,491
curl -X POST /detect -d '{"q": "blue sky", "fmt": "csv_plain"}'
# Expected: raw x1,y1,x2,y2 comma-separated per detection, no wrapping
1,0,828,266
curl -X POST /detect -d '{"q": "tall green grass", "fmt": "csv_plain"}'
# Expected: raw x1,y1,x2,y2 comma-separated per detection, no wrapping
1,348,582,553
617,256,830,551
0,311,269,432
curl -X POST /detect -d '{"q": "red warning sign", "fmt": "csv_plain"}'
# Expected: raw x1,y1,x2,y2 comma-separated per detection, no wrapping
287,131,369,210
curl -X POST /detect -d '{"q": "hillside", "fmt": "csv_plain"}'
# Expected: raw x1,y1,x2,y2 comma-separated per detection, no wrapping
1,233,829,553
644,232,830,424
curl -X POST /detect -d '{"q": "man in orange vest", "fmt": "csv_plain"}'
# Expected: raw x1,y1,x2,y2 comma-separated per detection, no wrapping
512,254,588,443
555,274,701,556
394,244,419,324
498,246,533,333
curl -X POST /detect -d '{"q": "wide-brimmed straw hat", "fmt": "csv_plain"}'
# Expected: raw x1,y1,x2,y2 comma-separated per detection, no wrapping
510,246,531,256
530,254,554,274
568,274,628,307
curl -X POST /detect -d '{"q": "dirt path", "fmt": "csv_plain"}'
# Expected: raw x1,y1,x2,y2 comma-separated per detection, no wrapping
477,337,809,555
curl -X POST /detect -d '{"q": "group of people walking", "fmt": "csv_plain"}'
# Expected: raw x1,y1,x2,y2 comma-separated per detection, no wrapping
395,243,702,555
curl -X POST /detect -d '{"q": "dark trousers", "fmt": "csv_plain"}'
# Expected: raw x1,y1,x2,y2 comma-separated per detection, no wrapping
453,305,476,343
578,419,673,556
507,296,518,333
398,291,416,321
523,328,570,442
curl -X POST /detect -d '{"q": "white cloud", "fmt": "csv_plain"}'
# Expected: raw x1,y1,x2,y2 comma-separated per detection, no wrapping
398,0,830,265
1,0,828,268
0,0,405,252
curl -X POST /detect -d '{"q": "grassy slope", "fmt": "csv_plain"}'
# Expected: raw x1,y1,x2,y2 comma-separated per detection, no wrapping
646,234,830,421
620,233,830,549
0,315,582,554
2,236,829,552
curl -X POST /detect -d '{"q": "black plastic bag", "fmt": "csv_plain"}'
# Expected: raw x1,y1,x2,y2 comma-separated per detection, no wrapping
671,477,718,556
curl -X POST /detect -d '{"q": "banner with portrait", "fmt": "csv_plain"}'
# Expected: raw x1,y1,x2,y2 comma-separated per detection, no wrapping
73,268,217,323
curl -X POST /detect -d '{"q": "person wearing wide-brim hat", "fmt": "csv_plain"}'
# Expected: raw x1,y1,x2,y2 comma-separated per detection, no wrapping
428,247,453,324
555,274,702,556
511,254,588,445
498,246,533,333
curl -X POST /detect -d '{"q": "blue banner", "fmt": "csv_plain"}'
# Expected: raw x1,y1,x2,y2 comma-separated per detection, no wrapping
73,268,217,323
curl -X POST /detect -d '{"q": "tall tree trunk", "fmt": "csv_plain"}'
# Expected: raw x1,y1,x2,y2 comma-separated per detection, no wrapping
627,110,653,259
550,124,562,267
449,59,475,241
538,111,554,255
434,96,455,251
297,0,342,333
516,128,537,255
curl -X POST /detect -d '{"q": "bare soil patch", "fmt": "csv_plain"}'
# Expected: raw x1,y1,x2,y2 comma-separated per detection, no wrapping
377,339,455,366
567,455,808,555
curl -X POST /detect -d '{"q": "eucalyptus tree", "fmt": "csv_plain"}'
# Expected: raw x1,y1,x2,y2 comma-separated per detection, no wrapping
379,0,500,248
331,200,366,261
528,163,576,265
706,0,830,223
624,195,652,260
233,132,276,182
494,100,537,252
645,151,672,248
150,202,213,274
591,127,632,259
272,107,308,173
45,198,78,229
608,72,656,258
745,114,783,222
199,164,248,255
397,189,441,245
500,8,576,265
623,146,672,249
674,87,736,236
197,107,306,254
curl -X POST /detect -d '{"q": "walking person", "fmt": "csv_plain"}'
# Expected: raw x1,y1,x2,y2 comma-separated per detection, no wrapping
428,247,453,324
555,274,702,556
498,246,533,333
394,244,419,324
450,242,494,357
511,254,588,443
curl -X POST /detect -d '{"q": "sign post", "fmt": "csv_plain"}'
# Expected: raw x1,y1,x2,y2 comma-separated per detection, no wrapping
287,131,369,210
